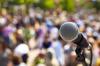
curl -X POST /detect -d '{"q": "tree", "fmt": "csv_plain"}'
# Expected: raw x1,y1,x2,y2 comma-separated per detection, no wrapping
92,0,100,11
0,0,7,8
13,0,25,5
61,0,75,12
11,0,36,5
39,0,55,9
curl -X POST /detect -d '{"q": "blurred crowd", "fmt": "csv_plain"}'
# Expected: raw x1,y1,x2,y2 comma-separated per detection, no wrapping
0,7,100,66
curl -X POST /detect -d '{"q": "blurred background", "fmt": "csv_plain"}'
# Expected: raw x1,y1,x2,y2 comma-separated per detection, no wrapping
0,0,100,66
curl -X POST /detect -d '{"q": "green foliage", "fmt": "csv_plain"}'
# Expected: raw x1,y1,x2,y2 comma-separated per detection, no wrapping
0,0,6,8
25,0,37,4
13,0,25,4
79,0,93,9
61,0,75,12
11,0,36,5
39,0,55,9
93,1,100,11
0,0,4,3
0,0,97,12
85,2,93,9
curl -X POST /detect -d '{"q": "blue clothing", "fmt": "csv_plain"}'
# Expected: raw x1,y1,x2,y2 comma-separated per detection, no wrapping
51,40,64,65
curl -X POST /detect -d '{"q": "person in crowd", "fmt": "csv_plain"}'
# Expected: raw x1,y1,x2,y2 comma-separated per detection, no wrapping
0,7,100,66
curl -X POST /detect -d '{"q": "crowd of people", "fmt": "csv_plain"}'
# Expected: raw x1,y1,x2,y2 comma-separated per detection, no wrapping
0,6,100,66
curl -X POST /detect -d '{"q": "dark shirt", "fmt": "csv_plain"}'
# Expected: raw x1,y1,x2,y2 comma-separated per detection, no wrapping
42,41,51,49
0,52,9,66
